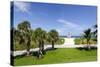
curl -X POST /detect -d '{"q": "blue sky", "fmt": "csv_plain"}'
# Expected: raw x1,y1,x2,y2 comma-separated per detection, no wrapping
12,1,97,36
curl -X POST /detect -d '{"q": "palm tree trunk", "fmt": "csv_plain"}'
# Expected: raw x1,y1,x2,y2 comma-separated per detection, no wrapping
87,40,90,50
52,41,54,49
26,47,30,56
41,40,45,55
26,40,30,56
39,41,42,50
27,51,30,56
38,41,43,58
41,41,44,50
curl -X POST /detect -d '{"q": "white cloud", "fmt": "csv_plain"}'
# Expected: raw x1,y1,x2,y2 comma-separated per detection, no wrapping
14,1,31,14
56,19,86,35
57,19,84,30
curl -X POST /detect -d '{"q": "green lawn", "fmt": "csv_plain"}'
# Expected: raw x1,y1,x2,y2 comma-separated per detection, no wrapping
14,48,97,66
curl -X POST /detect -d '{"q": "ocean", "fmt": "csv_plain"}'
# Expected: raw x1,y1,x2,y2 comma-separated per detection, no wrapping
59,36,82,38
59,36,95,38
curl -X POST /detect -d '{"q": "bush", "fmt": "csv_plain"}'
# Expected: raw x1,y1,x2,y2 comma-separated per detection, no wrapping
74,38,97,45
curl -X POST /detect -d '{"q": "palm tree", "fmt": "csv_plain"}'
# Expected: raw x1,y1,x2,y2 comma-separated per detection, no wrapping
13,28,21,43
41,30,47,53
48,30,59,49
34,28,47,51
34,28,47,58
34,28,42,50
93,24,97,41
83,28,92,50
17,21,31,56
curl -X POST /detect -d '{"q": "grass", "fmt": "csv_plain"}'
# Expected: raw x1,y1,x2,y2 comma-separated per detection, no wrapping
74,38,97,45
14,48,97,66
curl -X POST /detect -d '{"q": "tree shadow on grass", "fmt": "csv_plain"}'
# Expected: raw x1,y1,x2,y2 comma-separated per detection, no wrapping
31,48,57,57
14,52,27,59
30,47,58,60
45,47,57,51
31,51,38,57
14,47,58,59
76,46,97,51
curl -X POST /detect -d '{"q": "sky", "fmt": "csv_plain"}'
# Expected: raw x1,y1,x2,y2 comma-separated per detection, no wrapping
11,1,97,36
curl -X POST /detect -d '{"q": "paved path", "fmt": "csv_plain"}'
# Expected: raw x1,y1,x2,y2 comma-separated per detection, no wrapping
13,38,97,56
63,38,75,45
